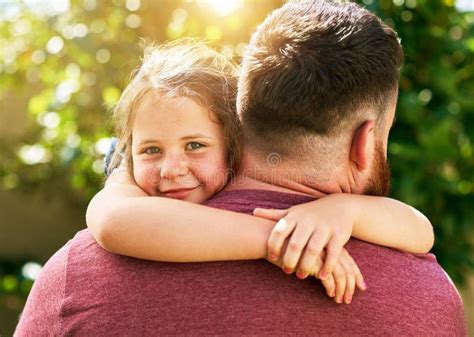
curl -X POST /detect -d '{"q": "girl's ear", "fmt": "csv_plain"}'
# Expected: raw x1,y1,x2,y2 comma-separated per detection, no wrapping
349,120,375,172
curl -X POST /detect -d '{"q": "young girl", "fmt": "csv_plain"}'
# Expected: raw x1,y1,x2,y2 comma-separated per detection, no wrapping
86,39,434,306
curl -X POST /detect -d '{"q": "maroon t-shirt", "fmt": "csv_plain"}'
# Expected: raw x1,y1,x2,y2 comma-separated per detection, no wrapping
15,189,467,336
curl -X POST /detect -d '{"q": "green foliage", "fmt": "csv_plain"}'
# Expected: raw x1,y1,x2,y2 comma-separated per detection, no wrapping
0,0,473,298
0,261,34,296
357,0,474,283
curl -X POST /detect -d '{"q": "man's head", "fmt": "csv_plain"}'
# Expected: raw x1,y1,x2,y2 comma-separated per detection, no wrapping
237,0,403,195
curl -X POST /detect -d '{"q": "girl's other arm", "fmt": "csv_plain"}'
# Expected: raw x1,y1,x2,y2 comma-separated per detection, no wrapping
256,193,434,284
86,171,274,262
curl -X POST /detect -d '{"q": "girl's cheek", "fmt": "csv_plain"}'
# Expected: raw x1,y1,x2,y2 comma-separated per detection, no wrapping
133,161,160,195
194,155,228,190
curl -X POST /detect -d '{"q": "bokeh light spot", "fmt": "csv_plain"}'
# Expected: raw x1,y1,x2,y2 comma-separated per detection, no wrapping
31,50,46,64
18,144,52,165
96,48,111,63
38,111,61,129
126,14,141,28
93,159,105,174
95,138,112,155
22,262,43,281
46,36,64,54
401,10,413,22
73,23,88,38
126,0,141,12
418,89,433,104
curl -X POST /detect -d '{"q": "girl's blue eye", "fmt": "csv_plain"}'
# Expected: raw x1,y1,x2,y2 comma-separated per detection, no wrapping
144,146,161,155
186,142,204,150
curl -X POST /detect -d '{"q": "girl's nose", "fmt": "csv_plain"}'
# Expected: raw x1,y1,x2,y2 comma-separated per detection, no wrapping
159,154,189,179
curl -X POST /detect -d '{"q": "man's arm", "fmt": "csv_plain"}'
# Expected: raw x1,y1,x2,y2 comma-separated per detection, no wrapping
14,241,70,336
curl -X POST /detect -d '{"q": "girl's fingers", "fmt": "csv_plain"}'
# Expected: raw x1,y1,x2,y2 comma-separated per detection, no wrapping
332,263,346,304
253,208,288,221
339,253,355,304
281,222,314,273
342,249,367,291
321,273,336,298
295,231,327,279
266,217,296,262
318,238,343,280
355,268,367,291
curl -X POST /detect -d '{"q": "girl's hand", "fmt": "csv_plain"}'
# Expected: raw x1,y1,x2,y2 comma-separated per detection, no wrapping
106,163,137,186
264,240,366,304
253,194,355,280
107,169,135,185
105,164,149,197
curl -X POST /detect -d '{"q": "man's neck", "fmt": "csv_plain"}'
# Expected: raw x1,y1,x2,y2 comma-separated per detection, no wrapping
225,174,324,196
225,152,348,198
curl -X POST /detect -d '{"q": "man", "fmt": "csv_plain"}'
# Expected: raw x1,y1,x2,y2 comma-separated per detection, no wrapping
16,1,466,336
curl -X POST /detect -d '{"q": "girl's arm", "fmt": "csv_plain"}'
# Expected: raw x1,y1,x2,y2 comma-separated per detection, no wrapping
86,170,274,262
349,194,434,253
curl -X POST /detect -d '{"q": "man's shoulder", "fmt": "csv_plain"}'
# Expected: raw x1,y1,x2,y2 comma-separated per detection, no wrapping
347,238,445,280
347,239,465,320
14,233,77,335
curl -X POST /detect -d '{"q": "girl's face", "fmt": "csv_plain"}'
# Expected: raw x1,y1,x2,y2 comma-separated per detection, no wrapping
131,92,229,204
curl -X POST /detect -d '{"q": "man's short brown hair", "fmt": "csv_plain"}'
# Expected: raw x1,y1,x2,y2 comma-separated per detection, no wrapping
237,0,403,157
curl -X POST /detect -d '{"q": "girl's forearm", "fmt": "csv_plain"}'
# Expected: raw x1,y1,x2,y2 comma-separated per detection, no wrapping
347,195,434,253
86,186,273,262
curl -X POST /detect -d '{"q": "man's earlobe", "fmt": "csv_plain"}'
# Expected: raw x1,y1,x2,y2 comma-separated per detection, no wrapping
350,120,375,171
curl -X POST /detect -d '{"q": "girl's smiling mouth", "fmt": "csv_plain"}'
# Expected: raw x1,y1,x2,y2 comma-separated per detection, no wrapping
161,187,198,200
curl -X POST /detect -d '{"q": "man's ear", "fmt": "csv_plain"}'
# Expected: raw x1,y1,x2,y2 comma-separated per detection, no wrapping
350,120,375,171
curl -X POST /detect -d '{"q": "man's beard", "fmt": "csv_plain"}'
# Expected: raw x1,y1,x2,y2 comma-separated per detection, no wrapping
363,142,391,197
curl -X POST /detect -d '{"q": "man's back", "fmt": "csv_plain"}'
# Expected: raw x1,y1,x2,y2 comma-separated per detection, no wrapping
15,190,466,336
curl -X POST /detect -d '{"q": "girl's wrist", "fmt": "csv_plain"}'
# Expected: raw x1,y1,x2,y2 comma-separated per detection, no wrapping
342,193,362,235
327,193,359,234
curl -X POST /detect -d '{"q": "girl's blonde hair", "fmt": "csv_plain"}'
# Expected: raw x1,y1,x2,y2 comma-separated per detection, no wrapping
108,38,241,177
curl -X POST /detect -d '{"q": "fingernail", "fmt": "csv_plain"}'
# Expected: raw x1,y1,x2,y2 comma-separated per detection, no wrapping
319,271,328,279
362,281,367,290
331,292,336,298
346,296,352,304
283,267,293,274
296,272,307,279
336,298,342,304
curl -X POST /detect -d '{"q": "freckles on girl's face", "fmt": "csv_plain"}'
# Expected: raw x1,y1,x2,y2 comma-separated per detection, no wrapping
131,92,229,204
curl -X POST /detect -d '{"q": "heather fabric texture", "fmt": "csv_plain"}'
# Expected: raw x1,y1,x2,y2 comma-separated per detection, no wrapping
15,189,467,336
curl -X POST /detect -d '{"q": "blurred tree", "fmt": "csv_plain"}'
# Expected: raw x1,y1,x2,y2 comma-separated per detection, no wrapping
0,0,472,303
